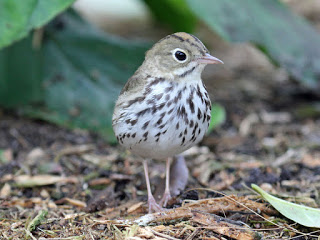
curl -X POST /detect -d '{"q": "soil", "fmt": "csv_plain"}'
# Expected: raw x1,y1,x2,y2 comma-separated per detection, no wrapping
1,65,320,239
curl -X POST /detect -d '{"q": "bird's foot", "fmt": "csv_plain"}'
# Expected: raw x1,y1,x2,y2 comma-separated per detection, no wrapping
148,195,164,213
159,189,172,207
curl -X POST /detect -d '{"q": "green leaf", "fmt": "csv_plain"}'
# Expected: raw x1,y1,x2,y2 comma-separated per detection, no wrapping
0,11,150,141
207,103,226,134
186,0,320,88
143,0,196,32
252,184,320,228
0,149,7,164
40,12,149,139
0,0,36,49
27,209,48,231
0,36,43,107
0,0,75,49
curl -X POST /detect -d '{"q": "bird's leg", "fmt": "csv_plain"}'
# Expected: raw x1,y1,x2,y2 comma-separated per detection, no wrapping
143,160,163,213
159,157,172,207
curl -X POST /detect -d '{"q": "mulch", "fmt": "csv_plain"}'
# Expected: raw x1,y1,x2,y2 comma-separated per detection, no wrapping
1,72,320,239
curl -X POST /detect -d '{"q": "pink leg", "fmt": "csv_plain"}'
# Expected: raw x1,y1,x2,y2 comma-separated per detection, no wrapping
143,160,163,213
159,158,172,207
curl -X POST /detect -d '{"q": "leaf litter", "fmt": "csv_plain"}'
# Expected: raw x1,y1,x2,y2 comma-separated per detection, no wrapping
1,97,319,239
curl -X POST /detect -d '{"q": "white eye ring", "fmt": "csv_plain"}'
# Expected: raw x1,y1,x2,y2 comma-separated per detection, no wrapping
172,48,188,63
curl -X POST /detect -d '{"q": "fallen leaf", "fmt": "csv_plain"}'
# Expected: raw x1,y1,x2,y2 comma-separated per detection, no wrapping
191,210,257,240
55,144,95,161
0,183,11,198
56,197,87,208
301,153,320,167
252,184,320,228
6,197,42,208
26,147,47,165
12,175,78,187
127,202,144,214
272,149,300,167
239,113,259,136
112,195,276,226
137,227,154,238
88,178,112,186
260,111,291,124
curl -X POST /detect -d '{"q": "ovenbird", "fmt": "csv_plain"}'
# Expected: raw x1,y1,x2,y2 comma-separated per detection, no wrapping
113,32,223,212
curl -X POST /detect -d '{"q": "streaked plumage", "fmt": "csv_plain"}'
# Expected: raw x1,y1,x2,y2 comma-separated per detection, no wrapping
112,32,223,212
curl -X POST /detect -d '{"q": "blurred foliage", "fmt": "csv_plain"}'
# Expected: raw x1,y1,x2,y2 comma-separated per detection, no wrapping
0,0,320,140
145,0,320,88
186,0,320,88
143,0,196,32
0,36,43,106
0,0,75,49
207,104,226,134
0,150,8,164
0,11,149,141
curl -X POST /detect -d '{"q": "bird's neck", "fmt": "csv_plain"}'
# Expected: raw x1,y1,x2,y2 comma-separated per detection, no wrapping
141,63,205,85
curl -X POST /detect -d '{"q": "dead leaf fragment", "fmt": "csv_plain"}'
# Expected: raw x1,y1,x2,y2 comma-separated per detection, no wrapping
0,183,11,198
260,111,291,124
272,149,301,167
88,178,112,186
191,210,257,240
127,202,144,214
112,195,276,226
56,197,87,208
26,148,47,165
137,227,154,238
11,221,23,229
6,197,43,208
239,113,259,136
301,153,320,167
12,175,78,187
55,144,95,162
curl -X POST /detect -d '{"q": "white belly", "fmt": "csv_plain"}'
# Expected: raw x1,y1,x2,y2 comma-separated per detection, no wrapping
113,80,211,159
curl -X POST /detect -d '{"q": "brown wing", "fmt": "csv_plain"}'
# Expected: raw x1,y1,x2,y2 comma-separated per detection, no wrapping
112,68,147,126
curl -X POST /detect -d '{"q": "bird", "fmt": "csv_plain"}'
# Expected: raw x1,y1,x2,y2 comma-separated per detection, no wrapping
112,32,223,213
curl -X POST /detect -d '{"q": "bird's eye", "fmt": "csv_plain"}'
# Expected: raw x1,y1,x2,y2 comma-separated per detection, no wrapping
175,51,186,61
172,48,188,62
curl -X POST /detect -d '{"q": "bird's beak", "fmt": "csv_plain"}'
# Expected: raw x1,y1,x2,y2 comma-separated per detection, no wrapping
197,53,224,64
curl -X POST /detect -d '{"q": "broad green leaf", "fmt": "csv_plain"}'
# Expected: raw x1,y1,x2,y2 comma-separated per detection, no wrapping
0,36,43,106
143,0,196,32
207,103,225,134
39,12,149,139
252,184,320,228
0,0,75,49
0,11,149,141
0,0,36,49
186,0,320,88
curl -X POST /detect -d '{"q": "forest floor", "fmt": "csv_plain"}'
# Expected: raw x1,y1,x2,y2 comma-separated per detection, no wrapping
1,63,320,239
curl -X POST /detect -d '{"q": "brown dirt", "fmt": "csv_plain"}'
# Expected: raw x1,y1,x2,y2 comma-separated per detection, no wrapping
1,64,320,239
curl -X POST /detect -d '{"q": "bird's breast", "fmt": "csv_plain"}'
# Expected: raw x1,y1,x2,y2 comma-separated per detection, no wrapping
113,78,211,159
